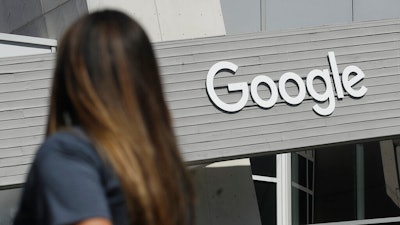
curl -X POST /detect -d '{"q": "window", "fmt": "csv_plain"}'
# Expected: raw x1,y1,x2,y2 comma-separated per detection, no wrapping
251,140,400,225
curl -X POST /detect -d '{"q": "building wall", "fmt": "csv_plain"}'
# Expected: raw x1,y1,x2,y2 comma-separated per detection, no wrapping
2,19,400,184
0,0,226,42
158,19,400,163
0,0,88,39
0,54,54,186
2,1,400,43
86,0,226,42
0,33,56,58
1,1,400,225
220,0,400,34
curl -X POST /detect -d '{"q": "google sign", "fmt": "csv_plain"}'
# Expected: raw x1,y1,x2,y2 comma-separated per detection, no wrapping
206,52,367,116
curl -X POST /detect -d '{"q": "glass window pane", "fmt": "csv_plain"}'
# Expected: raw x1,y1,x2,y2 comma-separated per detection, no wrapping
312,141,400,223
308,161,314,190
251,154,276,177
253,181,276,225
364,141,400,219
292,153,307,187
308,194,313,224
313,144,357,223
292,187,308,225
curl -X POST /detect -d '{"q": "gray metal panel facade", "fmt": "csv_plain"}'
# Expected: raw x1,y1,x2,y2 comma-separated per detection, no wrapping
354,0,400,22
265,0,352,31
1,19,400,185
220,0,261,34
0,54,54,186
221,0,400,34
155,19,400,164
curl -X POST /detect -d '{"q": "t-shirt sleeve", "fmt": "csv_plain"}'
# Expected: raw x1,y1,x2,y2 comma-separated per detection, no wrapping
34,136,111,225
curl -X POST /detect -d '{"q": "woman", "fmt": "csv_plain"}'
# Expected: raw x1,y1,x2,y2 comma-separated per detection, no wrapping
13,10,194,225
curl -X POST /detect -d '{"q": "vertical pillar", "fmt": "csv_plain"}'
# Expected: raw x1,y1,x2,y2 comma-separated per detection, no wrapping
277,153,292,225
356,144,365,219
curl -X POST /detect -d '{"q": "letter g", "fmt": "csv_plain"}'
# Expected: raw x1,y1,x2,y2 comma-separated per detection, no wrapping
206,61,249,112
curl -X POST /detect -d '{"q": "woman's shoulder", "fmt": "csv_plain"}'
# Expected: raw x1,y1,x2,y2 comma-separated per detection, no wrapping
34,127,101,168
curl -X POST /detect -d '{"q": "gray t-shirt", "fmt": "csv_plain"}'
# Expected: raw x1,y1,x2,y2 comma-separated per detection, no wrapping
13,128,129,225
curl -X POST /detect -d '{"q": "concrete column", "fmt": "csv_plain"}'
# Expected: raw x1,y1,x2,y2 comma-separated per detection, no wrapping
192,158,262,225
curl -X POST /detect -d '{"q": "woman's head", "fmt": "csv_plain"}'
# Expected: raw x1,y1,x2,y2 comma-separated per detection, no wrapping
49,10,166,133
48,10,194,225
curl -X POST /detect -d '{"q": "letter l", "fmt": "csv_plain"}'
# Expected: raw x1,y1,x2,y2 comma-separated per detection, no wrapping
328,51,344,99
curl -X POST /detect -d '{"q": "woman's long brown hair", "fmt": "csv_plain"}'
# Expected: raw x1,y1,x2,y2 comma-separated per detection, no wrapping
46,10,194,225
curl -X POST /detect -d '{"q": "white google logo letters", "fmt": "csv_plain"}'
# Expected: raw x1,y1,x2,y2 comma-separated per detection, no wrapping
206,52,367,116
